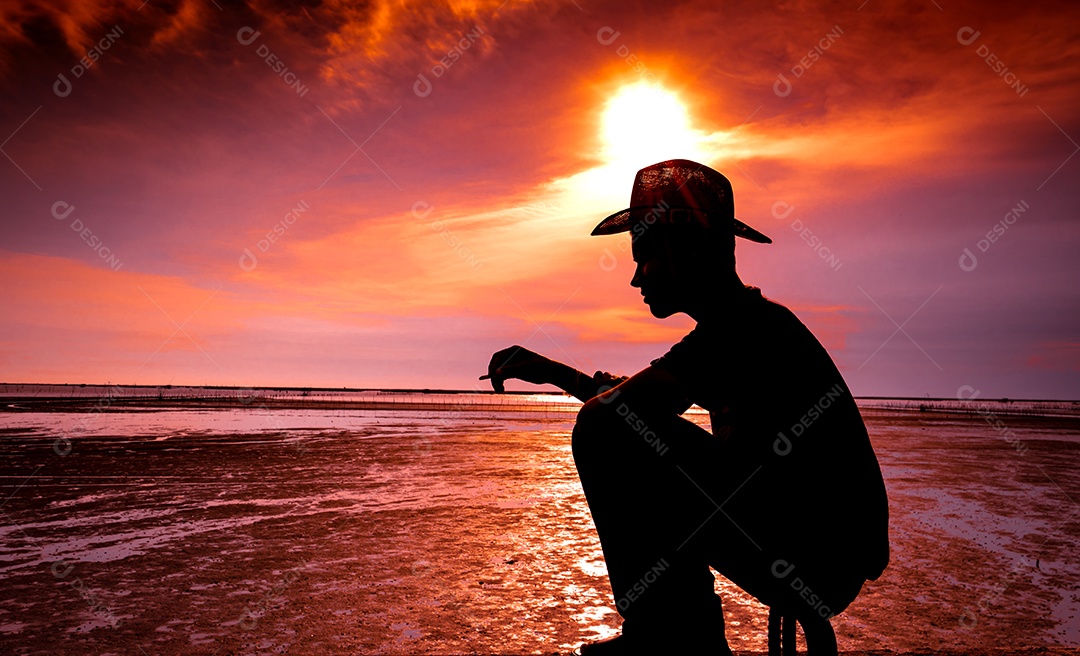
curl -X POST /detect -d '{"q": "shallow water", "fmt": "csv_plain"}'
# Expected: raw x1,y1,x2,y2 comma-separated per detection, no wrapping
0,400,1077,654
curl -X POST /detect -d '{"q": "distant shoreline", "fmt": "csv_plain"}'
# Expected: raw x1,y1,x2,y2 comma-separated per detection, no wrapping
1,382,1077,403
2,384,1078,419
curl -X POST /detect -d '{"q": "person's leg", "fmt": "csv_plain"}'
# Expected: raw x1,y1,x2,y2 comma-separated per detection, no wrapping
797,612,838,656
571,401,733,651
709,543,863,656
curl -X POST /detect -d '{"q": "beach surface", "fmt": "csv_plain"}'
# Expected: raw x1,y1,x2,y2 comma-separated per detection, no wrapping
0,387,1078,654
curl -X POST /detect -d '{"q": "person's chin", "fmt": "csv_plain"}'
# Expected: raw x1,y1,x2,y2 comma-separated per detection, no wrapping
644,299,677,319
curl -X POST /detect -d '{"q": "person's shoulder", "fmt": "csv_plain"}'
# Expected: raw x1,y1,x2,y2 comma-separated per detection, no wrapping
689,286,790,334
743,285,780,308
746,285,806,317
743,286,796,321
742,286,823,344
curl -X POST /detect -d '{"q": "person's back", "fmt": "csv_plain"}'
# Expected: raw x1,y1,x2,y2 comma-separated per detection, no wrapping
653,286,889,612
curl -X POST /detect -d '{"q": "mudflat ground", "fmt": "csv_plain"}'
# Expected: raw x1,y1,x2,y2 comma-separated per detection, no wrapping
0,402,1077,654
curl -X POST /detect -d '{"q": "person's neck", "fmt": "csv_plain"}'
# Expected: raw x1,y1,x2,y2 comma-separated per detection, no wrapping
685,274,747,323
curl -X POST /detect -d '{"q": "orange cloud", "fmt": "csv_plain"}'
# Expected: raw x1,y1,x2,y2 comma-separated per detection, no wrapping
310,0,514,103
148,0,206,49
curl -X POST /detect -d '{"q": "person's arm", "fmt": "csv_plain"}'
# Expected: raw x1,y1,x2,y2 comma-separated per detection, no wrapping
585,364,692,418
485,345,626,403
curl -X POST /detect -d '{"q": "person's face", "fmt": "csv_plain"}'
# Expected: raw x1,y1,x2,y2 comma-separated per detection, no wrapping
630,228,687,319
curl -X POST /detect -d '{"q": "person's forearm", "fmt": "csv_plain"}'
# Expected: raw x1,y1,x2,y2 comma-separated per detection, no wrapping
548,362,623,403
547,362,592,402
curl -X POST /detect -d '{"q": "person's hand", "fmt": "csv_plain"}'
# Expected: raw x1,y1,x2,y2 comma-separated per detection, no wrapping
482,345,562,393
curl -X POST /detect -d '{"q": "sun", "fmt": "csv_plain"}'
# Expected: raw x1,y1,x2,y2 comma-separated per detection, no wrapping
601,83,704,167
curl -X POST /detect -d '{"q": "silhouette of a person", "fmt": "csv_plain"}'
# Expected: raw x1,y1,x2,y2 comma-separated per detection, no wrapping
486,160,888,655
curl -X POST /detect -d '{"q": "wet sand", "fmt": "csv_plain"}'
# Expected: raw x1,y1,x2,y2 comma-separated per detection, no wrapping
0,399,1078,654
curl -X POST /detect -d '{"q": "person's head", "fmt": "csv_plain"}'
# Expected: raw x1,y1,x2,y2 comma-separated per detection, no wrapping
628,216,736,318
592,160,771,319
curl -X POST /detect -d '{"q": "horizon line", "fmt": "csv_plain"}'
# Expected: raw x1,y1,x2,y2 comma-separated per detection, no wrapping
1,382,1077,404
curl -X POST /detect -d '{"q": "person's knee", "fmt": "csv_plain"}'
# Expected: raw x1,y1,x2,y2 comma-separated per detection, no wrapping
579,393,621,419
572,396,624,458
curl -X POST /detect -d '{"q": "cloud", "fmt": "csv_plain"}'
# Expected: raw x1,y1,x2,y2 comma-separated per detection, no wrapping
0,0,115,54
148,0,208,49
0,249,507,387
0,0,216,60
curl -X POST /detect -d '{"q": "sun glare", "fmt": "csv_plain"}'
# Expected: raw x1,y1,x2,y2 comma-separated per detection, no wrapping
601,83,704,166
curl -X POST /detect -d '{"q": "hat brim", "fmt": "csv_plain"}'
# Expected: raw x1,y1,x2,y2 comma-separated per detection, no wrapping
591,206,773,244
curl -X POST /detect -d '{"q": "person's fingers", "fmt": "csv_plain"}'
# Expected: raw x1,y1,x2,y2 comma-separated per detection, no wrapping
486,352,504,377
485,345,543,392
488,354,507,380
487,347,518,374
488,346,529,377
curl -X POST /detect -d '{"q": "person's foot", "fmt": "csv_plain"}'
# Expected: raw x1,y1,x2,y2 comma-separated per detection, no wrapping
574,628,734,655
573,633,632,655
575,593,733,655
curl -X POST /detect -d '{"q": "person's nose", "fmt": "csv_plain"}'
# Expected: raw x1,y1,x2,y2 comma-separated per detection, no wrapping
630,262,644,288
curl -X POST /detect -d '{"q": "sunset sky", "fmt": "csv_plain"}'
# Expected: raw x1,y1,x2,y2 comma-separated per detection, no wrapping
1,0,1077,398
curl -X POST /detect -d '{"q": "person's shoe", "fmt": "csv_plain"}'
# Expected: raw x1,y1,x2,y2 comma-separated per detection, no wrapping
574,628,733,655
573,633,634,655
574,593,733,655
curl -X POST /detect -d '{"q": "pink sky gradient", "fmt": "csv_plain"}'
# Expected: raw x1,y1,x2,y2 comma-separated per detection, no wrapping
1,0,1077,398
